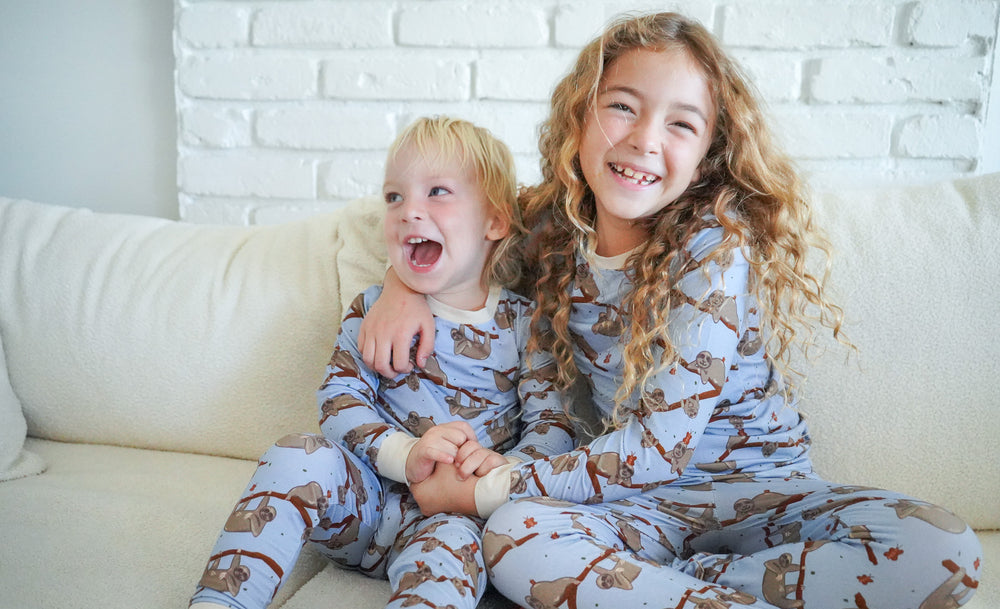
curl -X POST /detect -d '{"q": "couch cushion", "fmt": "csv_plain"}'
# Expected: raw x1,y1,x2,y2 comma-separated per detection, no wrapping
0,438,327,608
799,173,1000,530
0,331,45,482
0,197,386,460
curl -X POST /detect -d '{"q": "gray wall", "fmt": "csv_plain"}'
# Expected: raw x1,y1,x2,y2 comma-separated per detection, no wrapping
0,1,177,219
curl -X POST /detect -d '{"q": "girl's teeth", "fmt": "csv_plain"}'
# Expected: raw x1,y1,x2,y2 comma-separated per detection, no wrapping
611,163,657,185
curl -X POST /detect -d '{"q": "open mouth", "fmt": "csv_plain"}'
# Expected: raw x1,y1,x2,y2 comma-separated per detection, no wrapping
610,163,659,186
405,237,442,269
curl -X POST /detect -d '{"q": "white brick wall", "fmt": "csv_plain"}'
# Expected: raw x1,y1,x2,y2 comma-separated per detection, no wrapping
174,0,1000,225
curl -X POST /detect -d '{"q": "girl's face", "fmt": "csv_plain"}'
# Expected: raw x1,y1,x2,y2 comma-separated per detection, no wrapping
578,47,716,256
382,140,508,311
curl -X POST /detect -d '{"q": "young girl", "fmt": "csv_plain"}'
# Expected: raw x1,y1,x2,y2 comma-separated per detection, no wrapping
189,117,573,609
361,13,982,609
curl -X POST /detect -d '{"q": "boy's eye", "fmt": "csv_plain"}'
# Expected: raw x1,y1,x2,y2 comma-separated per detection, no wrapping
429,186,451,197
384,192,402,204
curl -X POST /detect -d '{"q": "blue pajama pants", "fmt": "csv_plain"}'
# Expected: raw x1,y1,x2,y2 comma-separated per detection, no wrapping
483,478,982,609
190,433,487,609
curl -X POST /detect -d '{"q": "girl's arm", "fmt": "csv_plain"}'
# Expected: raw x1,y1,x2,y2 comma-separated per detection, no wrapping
357,266,435,376
474,232,751,514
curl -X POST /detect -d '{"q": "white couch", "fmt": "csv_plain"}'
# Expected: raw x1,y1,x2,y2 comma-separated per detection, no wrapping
1,175,996,608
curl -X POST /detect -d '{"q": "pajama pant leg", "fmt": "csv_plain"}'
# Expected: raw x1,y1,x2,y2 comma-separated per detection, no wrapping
190,433,382,609
384,511,488,609
483,496,774,609
484,480,982,609
668,478,983,609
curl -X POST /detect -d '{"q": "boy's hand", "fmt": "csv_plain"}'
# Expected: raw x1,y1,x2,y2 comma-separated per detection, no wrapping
404,421,479,484
455,442,508,479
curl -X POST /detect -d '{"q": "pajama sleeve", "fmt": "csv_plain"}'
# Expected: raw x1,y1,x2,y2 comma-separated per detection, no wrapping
317,286,406,478
506,296,576,462
476,228,751,512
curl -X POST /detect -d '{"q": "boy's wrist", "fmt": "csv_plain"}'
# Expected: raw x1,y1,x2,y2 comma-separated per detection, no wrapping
377,432,419,484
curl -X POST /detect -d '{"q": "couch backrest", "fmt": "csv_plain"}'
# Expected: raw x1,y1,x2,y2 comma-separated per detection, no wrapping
2,173,997,529
0,196,386,461
796,173,1000,529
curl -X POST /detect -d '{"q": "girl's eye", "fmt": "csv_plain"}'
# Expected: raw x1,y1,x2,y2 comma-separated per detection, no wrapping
610,102,634,114
429,186,450,197
384,192,402,204
673,121,696,133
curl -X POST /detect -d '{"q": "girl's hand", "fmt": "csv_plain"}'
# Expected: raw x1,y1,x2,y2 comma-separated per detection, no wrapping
358,267,435,377
409,461,479,517
455,441,508,479
405,421,479,484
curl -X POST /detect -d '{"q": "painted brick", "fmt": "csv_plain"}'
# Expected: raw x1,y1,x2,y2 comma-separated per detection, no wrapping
774,110,892,159
177,5,250,48
477,50,577,101
554,2,605,48
179,106,253,148
897,114,981,158
179,152,315,198
732,52,802,103
722,2,894,48
179,53,317,100
319,152,388,199
604,1,715,28
251,3,393,48
256,105,396,150
322,52,472,100
391,101,549,155
398,2,548,47
172,0,1000,225
907,0,999,47
811,55,987,103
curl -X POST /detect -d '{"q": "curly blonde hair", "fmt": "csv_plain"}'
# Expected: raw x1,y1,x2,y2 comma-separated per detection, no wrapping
519,12,846,424
388,115,525,289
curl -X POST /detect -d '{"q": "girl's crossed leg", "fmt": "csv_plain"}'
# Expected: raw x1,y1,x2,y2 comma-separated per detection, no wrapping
483,478,982,609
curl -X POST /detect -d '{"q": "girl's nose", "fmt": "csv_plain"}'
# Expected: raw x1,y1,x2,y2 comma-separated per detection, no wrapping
626,117,660,155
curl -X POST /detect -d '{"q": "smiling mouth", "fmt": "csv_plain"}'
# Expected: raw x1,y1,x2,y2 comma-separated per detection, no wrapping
406,237,442,268
610,163,659,186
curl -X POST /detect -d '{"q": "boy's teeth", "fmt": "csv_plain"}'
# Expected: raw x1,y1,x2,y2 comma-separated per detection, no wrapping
408,237,427,244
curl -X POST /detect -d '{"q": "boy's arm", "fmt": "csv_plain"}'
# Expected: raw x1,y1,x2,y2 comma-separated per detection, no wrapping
318,286,418,481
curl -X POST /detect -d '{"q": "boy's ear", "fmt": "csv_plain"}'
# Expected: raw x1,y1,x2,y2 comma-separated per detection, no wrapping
486,211,510,241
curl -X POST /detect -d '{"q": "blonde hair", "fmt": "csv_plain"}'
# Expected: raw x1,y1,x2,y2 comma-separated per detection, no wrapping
520,12,846,426
388,116,524,288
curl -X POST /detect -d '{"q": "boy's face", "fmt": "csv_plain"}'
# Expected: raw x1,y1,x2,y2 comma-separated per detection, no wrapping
382,140,508,310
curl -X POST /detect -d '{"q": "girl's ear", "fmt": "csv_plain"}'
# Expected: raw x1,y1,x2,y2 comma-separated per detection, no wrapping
486,210,511,241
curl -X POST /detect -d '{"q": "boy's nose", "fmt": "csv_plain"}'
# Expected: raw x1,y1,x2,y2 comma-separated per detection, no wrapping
402,198,426,221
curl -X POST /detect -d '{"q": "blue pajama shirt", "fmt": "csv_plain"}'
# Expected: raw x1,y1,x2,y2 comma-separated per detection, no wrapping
190,285,574,609
480,225,983,609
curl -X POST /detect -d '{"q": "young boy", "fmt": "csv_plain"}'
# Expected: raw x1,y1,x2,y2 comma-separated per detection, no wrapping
189,116,574,609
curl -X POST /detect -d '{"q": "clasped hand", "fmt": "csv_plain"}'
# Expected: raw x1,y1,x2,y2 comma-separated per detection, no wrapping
404,420,503,517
